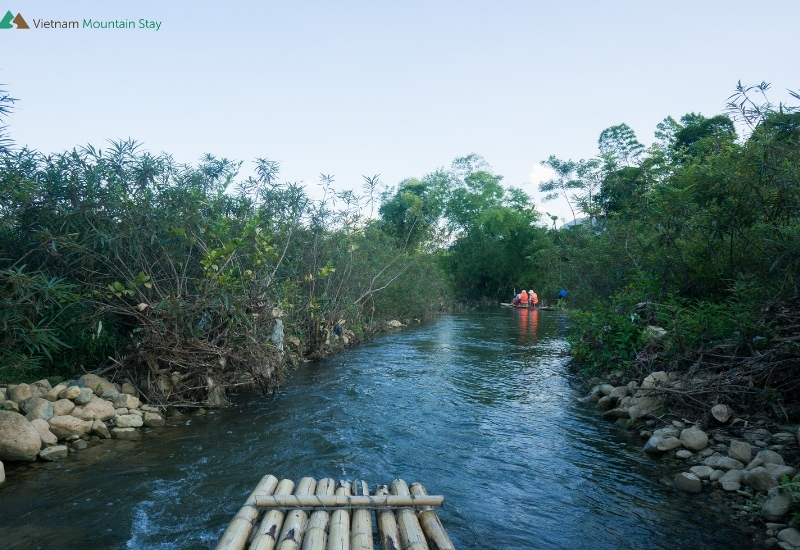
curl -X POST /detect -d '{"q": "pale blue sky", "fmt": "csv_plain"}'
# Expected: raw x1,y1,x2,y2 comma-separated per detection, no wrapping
2,1,799,220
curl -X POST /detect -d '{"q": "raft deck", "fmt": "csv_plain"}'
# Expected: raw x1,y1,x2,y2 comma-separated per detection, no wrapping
215,475,455,550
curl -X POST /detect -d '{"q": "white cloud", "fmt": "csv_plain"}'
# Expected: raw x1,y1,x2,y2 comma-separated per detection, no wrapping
528,163,557,185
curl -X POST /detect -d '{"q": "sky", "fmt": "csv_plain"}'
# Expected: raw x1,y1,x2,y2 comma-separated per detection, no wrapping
2,0,799,222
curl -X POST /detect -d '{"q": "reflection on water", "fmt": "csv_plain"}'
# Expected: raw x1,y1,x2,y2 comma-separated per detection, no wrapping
0,309,754,549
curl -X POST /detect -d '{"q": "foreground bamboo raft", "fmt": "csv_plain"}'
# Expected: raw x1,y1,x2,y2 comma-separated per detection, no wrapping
215,475,455,550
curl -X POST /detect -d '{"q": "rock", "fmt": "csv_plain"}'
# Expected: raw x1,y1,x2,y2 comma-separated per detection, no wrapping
597,384,614,396
143,412,165,428
81,396,116,421
78,374,118,395
115,414,143,428
602,408,630,420
763,494,793,521
778,528,800,548
207,385,227,407
59,386,81,400
744,467,779,493
3,400,19,412
644,436,665,456
757,450,786,466
91,419,111,439
637,395,665,417
69,406,95,421
657,437,683,452
47,415,91,439
52,398,75,417
765,464,796,481
74,387,94,405
709,470,725,482
654,426,680,439
0,460,4,485
711,404,733,423
7,384,33,403
0,411,42,461
641,371,669,389
38,445,68,461
597,396,615,411
676,450,693,459
100,390,120,401
690,466,715,480
120,382,137,396
114,393,140,409
115,407,129,416
773,432,796,445
747,458,765,470
387,320,404,328
30,418,58,447
729,440,752,464
111,427,141,440
743,428,772,442
703,455,744,471
70,439,88,451
46,384,67,402
21,397,54,422
680,427,709,452
674,472,703,493
720,469,743,491
67,380,86,389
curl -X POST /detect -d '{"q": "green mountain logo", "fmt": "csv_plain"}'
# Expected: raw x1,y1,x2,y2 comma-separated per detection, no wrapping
0,10,29,29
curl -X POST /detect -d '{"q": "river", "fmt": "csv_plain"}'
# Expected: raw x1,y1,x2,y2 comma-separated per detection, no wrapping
0,308,755,549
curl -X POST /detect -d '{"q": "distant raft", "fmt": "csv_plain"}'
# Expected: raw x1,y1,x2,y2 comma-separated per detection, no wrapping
215,475,455,550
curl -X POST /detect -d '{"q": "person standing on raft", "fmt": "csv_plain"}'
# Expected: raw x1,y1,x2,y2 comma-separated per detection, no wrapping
530,290,539,308
519,289,529,307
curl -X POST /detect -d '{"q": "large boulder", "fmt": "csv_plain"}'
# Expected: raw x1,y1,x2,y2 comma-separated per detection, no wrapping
115,414,143,428
744,467,778,493
0,411,42,461
702,455,744,471
762,494,792,521
756,449,785,466
7,384,33,404
21,397,54,422
679,427,709,452
729,440,752,464
91,419,111,439
143,412,165,428
47,415,91,439
79,374,118,395
82,397,116,421
30,418,58,447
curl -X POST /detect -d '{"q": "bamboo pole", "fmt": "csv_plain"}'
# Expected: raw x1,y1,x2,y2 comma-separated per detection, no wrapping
301,478,336,550
390,479,429,550
409,483,455,550
349,480,373,550
276,477,317,550
250,478,296,550
254,495,443,509
327,481,351,550
215,474,279,550
374,485,401,550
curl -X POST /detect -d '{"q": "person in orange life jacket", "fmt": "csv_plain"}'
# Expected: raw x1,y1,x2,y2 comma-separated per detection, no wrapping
519,289,529,307
530,290,538,308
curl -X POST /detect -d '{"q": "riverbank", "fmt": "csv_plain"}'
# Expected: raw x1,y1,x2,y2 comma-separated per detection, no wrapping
581,368,800,548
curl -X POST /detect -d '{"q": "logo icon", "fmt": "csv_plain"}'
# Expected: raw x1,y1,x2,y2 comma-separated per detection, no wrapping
0,10,29,29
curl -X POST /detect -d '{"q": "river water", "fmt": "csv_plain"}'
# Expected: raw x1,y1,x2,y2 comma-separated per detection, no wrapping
0,308,755,549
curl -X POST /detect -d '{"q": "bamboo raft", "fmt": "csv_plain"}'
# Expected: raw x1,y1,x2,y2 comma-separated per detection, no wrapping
215,475,455,550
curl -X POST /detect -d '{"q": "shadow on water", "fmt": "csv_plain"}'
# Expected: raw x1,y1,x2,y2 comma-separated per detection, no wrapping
0,308,756,549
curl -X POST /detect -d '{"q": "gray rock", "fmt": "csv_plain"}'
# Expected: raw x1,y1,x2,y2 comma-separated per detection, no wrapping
602,408,630,420
690,466,715,480
70,406,95,421
59,386,81,400
747,458,765,470
720,469,743,492
609,386,628,399
763,494,793,521
0,411,42,461
709,470,725,482
7,384,33,404
46,384,67,402
91,419,111,439
744,467,779,493
654,426,680,439
120,382,138,396
757,450,786,466
47,415,91,439
680,427,709,452
113,393,140,410
703,455,744,471
743,428,772,442
143,412,165,428
3,400,19,412
74,387,94,405
644,436,665,456
729,440,752,464
641,371,669,389
773,432,796,445
657,437,683,452
38,445,68,461
70,439,88,451
676,450,693,460
711,403,733,423
0,460,4,485
30,418,58,447
21,397,54,422
82,397,116,421
599,384,615,396
765,464,796,482
100,390,119,401
778,528,800,547
111,427,141,440
78,374,118,395
115,414,143,428
67,380,86,389
597,396,615,411
674,472,703,493
52,398,75,417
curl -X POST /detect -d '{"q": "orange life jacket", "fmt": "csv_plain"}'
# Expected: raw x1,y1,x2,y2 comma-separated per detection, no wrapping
520,290,528,304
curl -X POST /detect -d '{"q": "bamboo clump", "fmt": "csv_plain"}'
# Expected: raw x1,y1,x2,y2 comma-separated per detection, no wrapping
409,483,455,550
215,474,279,550
390,479,429,550
350,480,373,550
250,478,296,550
327,481,351,550
375,485,402,550
301,478,336,550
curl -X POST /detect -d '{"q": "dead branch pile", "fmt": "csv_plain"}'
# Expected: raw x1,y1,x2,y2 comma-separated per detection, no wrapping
635,296,800,420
